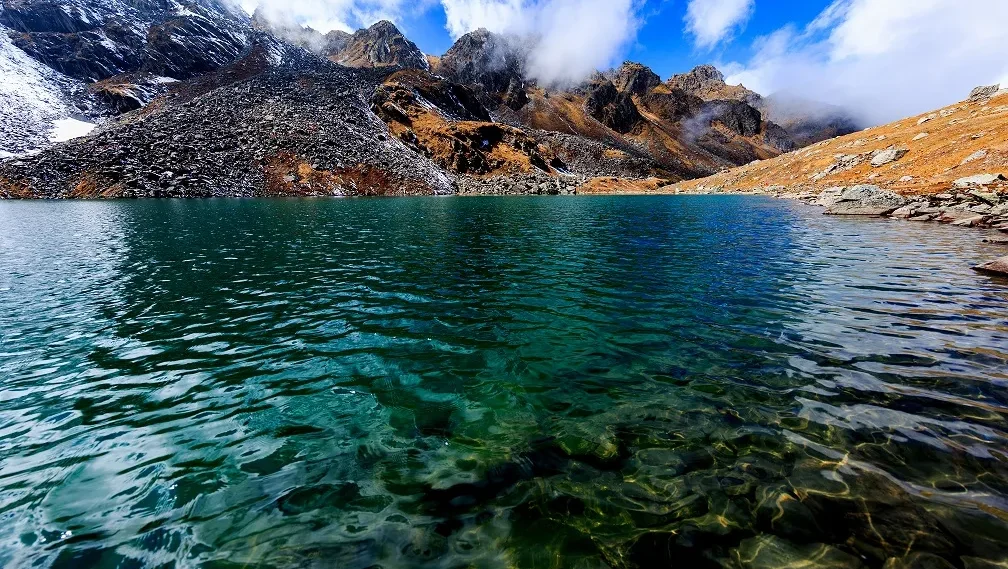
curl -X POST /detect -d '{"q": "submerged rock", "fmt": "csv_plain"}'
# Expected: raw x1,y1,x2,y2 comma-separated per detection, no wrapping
824,185,907,215
729,535,864,569
973,256,1008,275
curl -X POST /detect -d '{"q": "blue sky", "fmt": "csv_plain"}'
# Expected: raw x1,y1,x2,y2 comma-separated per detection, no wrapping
393,0,833,80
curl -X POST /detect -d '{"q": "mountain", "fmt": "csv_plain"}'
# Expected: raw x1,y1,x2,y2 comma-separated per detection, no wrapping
0,5,867,197
759,93,863,147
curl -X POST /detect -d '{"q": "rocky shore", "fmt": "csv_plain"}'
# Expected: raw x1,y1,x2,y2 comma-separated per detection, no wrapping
456,171,583,195
669,179,1008,276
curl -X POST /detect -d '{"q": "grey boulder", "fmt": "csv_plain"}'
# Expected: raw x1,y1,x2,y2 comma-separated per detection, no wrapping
825,184,907,215
870,145,909,167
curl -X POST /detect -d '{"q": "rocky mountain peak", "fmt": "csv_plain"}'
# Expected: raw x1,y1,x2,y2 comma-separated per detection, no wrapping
667,65,728,93
323,30,351,53
610,61,661,96
667,64,762,109
436,28,526,95
327,20,427,70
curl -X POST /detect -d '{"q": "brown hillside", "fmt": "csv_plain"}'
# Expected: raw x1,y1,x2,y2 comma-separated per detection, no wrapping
668,92,1008,196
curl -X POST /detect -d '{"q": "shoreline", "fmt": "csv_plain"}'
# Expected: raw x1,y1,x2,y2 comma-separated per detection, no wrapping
4,179,1007,274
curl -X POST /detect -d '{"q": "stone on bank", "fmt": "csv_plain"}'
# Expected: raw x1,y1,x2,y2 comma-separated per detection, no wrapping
824,185,907,216
973,256,1008,276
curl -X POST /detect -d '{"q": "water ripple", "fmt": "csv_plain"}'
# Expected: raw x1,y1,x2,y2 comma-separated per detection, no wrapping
0,196,1006,568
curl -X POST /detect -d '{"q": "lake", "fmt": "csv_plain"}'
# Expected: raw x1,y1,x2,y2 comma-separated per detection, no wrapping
0,196,1006,569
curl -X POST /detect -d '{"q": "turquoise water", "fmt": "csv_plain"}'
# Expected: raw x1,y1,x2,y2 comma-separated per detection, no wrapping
0,196,1007,569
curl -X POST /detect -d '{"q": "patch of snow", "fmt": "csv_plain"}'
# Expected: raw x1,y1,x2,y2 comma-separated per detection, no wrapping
50,118,96,143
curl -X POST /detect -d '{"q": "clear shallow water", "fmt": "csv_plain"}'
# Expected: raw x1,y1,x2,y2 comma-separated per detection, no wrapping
0,196,1007,569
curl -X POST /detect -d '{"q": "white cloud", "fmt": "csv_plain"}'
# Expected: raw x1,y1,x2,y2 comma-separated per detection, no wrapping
241,0,433,34
684,0,754,49
440,0,642,86
723,0,1008,125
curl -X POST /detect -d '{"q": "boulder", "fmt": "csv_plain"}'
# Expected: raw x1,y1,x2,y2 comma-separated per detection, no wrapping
824,184,907,215
871,145,909,167
973,256,1008,276
968,84,1000,102
953,174,1006,188
814,186,845,207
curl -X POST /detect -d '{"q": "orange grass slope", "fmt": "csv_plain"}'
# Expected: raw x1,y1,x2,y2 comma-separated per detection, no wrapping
668,90,1008,196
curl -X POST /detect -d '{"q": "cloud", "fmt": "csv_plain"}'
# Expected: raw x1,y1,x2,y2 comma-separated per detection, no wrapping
722,0,1008,125
240,0,432,34
683,0,754,49
440,0,642,86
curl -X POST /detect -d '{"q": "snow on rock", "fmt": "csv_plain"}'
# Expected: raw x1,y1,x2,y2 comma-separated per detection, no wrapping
0,28,82,155
49,118,97,143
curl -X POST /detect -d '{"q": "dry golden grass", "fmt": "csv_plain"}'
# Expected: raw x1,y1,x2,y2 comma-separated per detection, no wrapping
578,176,667,194
378,77,553,177
668,92,1008,196
518,90,613,140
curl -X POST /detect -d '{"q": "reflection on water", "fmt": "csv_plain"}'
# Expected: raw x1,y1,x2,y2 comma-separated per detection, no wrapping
0,196,1006,569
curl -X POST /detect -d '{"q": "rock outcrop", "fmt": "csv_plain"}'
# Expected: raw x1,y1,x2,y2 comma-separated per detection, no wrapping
610,62,661,96
870,145,908,167
968,84,1000,102
706,99,762,137
667,65,761,105
584,78,641,134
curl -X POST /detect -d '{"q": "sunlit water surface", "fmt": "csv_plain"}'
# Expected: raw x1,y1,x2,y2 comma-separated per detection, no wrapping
1,196,1007,569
